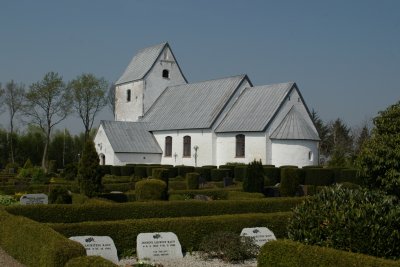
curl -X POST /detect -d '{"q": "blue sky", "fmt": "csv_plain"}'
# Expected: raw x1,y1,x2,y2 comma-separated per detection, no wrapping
0,0,399,134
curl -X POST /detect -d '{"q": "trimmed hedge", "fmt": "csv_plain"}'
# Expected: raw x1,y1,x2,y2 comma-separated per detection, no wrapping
211,168,231,181
264,167,280,185
280,168,302,197
102,175,131,184
65,256,117,267
234,166,247,181
152,168,169,185
177,166,195,177
103,182,133,192
258,240,400,267
186,172,199,189
134,166,148,178
168,180,187,190
110,166,122,176
6,197,304,223
169,188,236,200
218,165,235,178
304,168,334,186
98,193,128,203
50,212,291,253
0,209,85,266
120,166,135,176
336,168,362,185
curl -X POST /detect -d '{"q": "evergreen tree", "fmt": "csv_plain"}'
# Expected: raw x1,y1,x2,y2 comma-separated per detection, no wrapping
77,140,103,197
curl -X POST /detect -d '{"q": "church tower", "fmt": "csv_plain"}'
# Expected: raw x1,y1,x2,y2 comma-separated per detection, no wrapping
114,42,187,122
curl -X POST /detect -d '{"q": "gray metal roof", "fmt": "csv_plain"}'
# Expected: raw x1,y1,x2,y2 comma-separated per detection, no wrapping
116,42,167,85
270,105,320,140
141,75,249,130
100,120,162,153
215,82,294,132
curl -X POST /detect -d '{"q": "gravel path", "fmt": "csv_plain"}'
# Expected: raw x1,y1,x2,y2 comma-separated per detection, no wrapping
0,247,25,267
119,252,257,267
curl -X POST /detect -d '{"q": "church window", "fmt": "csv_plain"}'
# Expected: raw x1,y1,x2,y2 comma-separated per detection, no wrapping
165,136,172,157
127,89,131,102
236,134,245,157
309,151,313,161
183,136,191,157
162,69,170,79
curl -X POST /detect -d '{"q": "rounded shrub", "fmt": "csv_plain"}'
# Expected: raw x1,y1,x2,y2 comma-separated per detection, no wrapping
186,172,200,189
288,185,400,260
177,165,195,177
135,179,167,201
234,166,247,182
49,187,72,204
211,168,230,182
199,166,216,181
152,168,169,186
218,165,235,178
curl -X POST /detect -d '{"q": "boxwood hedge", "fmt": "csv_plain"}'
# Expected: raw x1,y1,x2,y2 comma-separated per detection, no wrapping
258,240,400,267
6,197,304,223
50,212,291,253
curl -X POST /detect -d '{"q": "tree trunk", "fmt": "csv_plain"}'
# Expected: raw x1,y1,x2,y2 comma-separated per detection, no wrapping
9,118,14,163
41,128,51,172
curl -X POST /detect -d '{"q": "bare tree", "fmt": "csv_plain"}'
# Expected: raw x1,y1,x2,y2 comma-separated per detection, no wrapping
3,80,26,163
107,83,116,118
69,73,108,139
25,72,72,170
0,83,4,113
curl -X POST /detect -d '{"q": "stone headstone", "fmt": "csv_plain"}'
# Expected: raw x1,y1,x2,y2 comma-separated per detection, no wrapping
69,236,118,264
240,227,276,247
137,232,183,261
20,193,48,205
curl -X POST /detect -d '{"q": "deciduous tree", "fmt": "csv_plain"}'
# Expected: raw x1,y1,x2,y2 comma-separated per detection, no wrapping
69,73,108,139
24,72,72,170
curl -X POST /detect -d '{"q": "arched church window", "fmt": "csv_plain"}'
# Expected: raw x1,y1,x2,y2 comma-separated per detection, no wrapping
127,89,131,102
183,136,191,157
165,136,172,157
309,151,313,161
162,69,170,79
236,134,245,157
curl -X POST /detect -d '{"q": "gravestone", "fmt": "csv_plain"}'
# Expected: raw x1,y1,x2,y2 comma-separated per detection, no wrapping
20,193,48,205
240,227,276,247
69,236,119,264
137,232,183,261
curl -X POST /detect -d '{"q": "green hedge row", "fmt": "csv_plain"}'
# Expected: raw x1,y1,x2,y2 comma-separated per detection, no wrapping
0,208,85,267
6,197,304,223
258,240,400,267
50,212,291,254
169,188,239,200
103,182,134,192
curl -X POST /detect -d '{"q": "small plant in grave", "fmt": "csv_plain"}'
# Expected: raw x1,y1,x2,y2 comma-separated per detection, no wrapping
0,194,18,206
199,231,259,263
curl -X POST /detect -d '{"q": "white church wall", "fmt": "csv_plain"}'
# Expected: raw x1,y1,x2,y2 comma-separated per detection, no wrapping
144,46,187,114
114,153,162,165
215,132,267,166
153,129,214,167
115,80,144,122
271,139,318,167
94,125,116,165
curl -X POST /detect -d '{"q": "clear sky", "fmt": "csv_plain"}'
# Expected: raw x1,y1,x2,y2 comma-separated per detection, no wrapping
0,0,399,134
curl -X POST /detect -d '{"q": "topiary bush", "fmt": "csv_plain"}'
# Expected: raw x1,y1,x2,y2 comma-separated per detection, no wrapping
243,160,264,193
263,167,280,186
304,168,334,186
134,166,148,178
110,166,122,176
135,179,167,201
49,187,72,204
177,165,195,177
199,231,258,262
121,165,135,176
186,172,199,189
63,163,78,181
287,185,400,260
152,168,169,185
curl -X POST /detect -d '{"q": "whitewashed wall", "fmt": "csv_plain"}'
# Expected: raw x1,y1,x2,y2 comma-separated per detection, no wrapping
115,80,144,122
153,129,214,167
144,46,187,113
94,125,116,165
114,153,161,165
215,132,267,166
271,139,318,167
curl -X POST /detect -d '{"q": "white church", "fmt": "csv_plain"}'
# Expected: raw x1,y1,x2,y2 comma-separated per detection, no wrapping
94,42,320,167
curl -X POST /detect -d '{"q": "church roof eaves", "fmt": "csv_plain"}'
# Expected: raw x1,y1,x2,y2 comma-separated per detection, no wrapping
100,120,162,153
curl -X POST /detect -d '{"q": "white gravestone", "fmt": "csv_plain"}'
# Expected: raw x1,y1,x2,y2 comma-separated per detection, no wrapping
69,236,119,264
20,193,48,205
240,227,277,247
137,232,183,261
